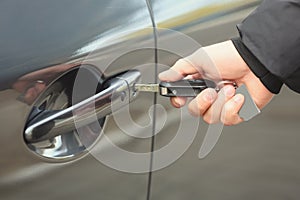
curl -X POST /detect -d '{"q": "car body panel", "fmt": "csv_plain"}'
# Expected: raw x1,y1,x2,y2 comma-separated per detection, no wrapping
0,0,156,199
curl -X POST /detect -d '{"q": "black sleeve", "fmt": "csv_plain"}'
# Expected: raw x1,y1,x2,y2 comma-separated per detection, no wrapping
232,0,300,94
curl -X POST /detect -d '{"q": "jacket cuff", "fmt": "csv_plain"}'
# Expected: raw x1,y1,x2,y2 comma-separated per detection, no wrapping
231,37,283,94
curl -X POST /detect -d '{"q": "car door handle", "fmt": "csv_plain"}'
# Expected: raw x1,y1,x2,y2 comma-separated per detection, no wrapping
24,70,141,143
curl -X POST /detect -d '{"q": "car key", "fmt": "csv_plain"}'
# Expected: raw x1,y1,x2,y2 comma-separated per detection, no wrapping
135,79,260,121
135,79,218,97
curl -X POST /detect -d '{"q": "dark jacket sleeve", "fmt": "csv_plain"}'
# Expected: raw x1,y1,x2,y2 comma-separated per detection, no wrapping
232,0,300,94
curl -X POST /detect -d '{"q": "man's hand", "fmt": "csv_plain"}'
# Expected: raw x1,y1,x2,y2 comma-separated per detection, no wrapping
159,40,274,125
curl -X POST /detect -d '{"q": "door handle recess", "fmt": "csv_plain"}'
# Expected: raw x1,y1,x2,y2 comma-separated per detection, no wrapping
24,70,141,144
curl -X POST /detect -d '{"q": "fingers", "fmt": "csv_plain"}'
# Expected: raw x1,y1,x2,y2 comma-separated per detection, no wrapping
220,94,245,126
170,97,188,108
188,88,218,116
188,85,244,125
158,58,202,82
203,86,236,124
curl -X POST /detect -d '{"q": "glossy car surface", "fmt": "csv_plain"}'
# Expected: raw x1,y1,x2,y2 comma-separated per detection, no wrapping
1,0,300,200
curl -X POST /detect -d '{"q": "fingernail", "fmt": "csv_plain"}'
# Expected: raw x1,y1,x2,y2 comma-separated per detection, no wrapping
174,98,180,107
234,94,244,103
224,86,235,96
172,98,181,107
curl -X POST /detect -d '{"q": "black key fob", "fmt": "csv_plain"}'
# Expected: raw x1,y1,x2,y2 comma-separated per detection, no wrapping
159,79,216,97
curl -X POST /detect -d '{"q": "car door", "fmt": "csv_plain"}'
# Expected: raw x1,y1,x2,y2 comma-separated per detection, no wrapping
0,1,158,200
148,0,300,199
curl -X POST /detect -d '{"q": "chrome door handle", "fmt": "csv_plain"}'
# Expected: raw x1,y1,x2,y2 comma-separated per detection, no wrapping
24,70,141,143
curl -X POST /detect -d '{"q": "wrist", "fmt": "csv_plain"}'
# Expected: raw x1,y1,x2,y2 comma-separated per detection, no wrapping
231,37,283,94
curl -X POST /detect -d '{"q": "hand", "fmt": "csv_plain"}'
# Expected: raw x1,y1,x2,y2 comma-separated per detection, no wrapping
159,40,274,125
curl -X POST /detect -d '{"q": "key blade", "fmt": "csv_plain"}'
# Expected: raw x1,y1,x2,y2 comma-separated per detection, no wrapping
135,84,160,93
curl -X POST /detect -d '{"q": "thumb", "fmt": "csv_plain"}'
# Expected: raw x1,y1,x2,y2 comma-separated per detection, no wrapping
159,58,200,82
158,68,184,82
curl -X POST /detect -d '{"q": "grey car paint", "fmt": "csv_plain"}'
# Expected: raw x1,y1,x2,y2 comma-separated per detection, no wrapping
2,0,300,200
0,0,155,199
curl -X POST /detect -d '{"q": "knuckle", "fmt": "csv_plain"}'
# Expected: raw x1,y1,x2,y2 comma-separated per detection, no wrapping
224,122,234,126
175,59,187,68
221,102,235,119
221,117,234,126
223,101,235,112
195,94,211,115
221,109,232,126
221,113,241,126
203,115,216,124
